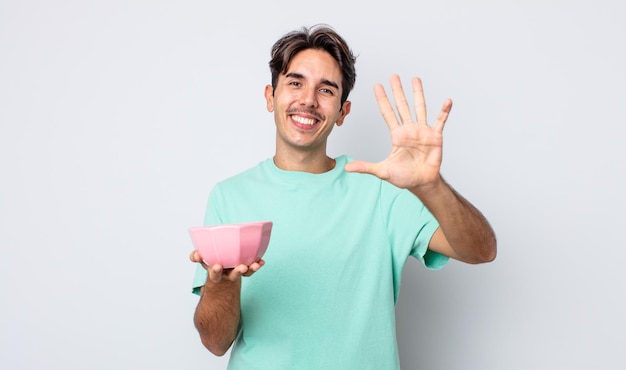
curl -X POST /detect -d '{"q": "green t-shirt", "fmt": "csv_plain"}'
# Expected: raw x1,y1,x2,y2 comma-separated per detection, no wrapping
192,155,447,369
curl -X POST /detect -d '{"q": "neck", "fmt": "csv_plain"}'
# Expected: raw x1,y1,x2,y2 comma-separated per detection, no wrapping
273,150,336,174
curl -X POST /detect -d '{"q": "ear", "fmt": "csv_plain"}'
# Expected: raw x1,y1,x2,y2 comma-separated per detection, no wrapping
264,85,274,112
335,100,351,127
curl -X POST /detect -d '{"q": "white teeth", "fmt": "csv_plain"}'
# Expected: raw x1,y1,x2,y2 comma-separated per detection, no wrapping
292,115,316,125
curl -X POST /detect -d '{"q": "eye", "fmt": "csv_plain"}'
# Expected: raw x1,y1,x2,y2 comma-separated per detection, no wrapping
288,81,302,87
319,88,334,95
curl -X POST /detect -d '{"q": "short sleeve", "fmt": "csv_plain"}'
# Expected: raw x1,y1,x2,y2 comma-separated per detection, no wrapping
384,184,449,270
191,264,207,295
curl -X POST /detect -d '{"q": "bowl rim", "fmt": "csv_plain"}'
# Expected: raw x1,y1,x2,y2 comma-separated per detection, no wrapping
188,221,273,232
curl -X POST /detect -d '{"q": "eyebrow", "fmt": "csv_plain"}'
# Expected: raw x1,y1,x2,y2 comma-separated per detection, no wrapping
285,72,340,90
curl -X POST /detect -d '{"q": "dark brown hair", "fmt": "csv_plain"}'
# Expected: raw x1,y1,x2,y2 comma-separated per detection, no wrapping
269,25,357,105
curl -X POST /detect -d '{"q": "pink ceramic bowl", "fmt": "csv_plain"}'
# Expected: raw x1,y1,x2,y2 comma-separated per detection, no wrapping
189,221,272,268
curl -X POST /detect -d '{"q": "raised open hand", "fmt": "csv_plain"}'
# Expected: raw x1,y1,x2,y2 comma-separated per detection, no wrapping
344,74,452,190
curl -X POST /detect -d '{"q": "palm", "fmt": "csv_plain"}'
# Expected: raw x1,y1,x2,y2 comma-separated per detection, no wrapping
346,75,452,190
383,122,443,188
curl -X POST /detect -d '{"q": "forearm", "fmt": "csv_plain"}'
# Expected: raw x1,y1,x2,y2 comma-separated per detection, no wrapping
411,177,497,264
193,278,241,356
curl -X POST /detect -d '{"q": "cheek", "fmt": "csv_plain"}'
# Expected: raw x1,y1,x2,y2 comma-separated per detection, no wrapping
325,103,343,119
270,94,289,111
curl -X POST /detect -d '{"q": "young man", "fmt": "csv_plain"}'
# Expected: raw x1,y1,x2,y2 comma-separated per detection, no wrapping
190,25,496,369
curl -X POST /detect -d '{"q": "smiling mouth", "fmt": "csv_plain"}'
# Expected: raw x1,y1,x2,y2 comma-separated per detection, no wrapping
292,115,318,126
287,109,324,127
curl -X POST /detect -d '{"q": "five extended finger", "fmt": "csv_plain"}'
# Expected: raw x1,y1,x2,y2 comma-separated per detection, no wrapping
344,160,389,180
412,77,427,125
374,83,400,129
433,98,453,132
390,74,413,125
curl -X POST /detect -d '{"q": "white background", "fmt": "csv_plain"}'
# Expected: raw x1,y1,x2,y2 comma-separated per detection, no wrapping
1,1,625,369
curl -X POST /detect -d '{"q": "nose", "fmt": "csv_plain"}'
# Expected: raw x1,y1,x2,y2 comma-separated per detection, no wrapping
299,86,318,108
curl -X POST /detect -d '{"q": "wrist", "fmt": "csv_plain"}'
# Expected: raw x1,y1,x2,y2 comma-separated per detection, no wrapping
409,175,446,198
204,273,241,291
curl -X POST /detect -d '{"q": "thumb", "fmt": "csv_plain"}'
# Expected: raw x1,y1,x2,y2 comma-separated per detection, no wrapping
189,250,201,262
344,160,384,177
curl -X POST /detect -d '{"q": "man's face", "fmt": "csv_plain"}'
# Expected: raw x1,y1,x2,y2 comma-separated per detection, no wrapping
265,48,351,155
